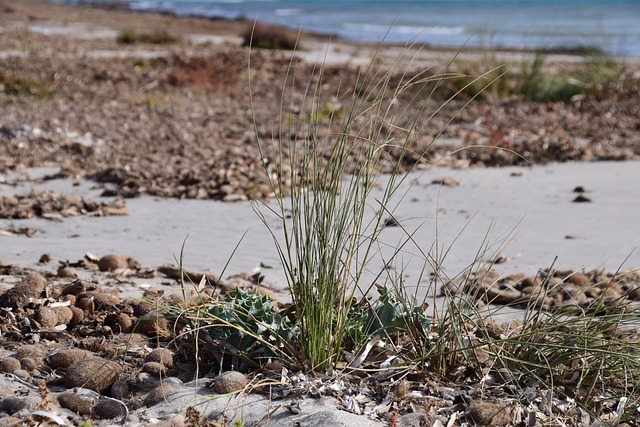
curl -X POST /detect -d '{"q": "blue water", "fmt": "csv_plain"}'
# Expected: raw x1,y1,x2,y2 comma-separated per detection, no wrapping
58,0,640,56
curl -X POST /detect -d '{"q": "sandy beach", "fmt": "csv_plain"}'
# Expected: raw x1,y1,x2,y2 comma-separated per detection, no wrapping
1,1,640,425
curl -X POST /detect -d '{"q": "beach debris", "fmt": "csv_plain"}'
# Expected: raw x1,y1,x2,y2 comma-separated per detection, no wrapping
0,191,127,220
572,194,592,202
431,177,460,187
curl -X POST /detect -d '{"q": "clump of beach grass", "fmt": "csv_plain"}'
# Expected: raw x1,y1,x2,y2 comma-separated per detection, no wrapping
165,33,640,425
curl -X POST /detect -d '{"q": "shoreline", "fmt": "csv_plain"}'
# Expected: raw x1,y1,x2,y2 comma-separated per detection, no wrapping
2,0,638,61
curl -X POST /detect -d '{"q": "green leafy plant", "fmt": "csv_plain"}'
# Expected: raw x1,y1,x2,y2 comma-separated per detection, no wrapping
206,289,298,366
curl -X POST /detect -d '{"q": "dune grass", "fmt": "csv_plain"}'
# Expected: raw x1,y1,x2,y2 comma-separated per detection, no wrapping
166,37,640,425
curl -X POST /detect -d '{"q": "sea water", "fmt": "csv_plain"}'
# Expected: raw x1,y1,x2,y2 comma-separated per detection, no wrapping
56,0,640,56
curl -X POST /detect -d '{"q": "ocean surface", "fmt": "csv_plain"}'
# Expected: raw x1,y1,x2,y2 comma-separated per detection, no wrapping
58,0,640,56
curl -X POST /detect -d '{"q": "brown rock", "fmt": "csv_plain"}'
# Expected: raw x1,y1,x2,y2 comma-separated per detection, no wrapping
36,307,59,328
54,306,74,325
135,314,172,340
0,273,47,308
111,380,130,400
116,313,133,333
12,369,30,380
69,306,85,326
98,254,129,272
57,392,95,416
49,349,94,371
567,273,591,287
57,267,78,278
65,358,121,393
19,357,37,372
143,384,183,407
0,357,21,373
142,362,167,377
144,348,174,368
213,371,248,394
15,344,47,365
468,401,511,425
0,397,27,415
94,398,126,419
77,291,120,310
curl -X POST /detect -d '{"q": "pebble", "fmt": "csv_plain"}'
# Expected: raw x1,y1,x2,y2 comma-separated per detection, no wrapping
48,349,94,371
142,362,167,377
64,358,121,393
0,358,21,374
144,348,174,368
0,397,28,415
468,401,511,425
93,398,127,419
213,371,248,394
143,384,183,407
57,392,95,416
98,254,128,272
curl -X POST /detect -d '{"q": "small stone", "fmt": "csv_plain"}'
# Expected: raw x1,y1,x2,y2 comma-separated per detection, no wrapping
144,348,174,368
572,194,592,203
111,380,130,400
38,254,51,264
567,273,591,287
15,344,47,365
143,384,183,407
65,358,121,393
69,306,85,326
93,398,126,419
98,254,128,272
0,396,28,415
213,371,248,394
468,401,511,425
142,362,167,377
0,357,21,373
135,315,171,340
48,349,94,371
57,267,78,278
54,306,74,325
19,357,37,372
36,307,59,328
12,369,30,380
116,313,133,333
57,392,95,416
133,372,159,392
432,176,460,187
383,216,399,227
77,291,120,310
0,273,47,309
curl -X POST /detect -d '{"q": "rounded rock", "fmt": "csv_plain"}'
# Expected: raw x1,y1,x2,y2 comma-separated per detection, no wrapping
213,371,248,394
36,307,59,328
57,392,95,416
69,306,85,326
142,362,167,377
57,267,78,278
49,349,94,371
0,396,28,415
98,254,129,272
0,357,21,374
110,380,130,401
116,313,133,333
143,384,183,407
19,357,37,372
53,306,74,326
144,348,174,368
93,398,127,419
65,358,121,393
15,344,47,365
